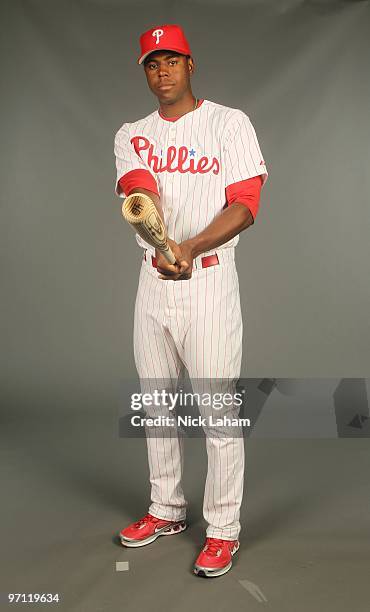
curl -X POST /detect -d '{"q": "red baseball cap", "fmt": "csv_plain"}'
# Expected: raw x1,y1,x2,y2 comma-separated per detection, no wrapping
137,24,192,65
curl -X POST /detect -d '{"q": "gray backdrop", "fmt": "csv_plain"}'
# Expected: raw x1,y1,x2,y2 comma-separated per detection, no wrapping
1,3,370,610
1,0,370,413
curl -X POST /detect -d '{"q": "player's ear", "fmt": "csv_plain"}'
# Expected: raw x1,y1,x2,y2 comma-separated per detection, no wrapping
188,56,195,74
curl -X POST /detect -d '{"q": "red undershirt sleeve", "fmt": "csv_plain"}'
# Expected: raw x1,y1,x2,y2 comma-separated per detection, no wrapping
118,169,160,198
225,175,263,220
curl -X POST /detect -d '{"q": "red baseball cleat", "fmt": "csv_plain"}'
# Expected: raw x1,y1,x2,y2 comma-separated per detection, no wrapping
120,513,187,548
193,537,240,578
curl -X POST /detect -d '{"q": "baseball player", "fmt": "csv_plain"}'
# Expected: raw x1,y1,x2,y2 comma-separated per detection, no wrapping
114,24,268,578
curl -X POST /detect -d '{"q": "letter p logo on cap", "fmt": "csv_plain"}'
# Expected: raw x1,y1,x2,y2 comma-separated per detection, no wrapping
152,29,164,45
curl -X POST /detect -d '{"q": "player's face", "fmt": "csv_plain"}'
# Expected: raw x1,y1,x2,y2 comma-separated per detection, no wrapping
143,51,194,103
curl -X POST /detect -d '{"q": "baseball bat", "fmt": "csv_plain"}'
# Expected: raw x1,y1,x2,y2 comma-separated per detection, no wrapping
121,192,176,265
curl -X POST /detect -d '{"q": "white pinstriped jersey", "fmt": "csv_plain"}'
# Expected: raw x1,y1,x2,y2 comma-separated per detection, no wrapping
114,99,268,253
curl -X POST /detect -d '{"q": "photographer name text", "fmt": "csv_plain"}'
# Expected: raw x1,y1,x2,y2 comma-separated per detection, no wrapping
130,415,250,427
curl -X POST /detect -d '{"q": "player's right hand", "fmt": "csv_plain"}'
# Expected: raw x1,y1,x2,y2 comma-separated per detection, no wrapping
156,238,191,280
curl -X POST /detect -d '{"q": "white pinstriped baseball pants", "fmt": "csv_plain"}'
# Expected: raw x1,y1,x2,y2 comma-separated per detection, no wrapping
133,248,245,540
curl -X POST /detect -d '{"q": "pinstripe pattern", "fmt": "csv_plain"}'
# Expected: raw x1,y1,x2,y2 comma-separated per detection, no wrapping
115,98,268,540
134,251,244,540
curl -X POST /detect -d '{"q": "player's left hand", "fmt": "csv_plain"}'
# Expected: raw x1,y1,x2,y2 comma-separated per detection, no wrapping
157,238,194,281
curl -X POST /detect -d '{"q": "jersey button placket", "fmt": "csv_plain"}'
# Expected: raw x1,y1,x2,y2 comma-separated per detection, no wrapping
168,125,176,144
167,128,176,184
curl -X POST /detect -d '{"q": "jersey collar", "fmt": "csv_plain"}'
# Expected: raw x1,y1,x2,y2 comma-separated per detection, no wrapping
158,98,205,122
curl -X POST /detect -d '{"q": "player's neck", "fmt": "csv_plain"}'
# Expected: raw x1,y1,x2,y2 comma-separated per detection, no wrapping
158,93,199,119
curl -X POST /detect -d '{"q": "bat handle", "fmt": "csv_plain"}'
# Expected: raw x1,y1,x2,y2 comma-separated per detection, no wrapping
160,245,176,265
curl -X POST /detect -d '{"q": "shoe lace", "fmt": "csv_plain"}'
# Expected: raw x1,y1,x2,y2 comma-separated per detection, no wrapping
133,513,160,528
204,537,224,557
